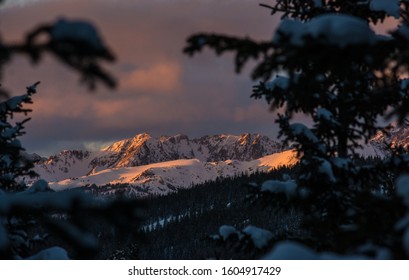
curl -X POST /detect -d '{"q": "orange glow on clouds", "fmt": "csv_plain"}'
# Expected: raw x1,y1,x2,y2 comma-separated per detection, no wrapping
121,62,182,93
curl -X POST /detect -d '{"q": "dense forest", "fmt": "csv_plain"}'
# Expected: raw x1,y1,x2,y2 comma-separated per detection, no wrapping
100,165,300,259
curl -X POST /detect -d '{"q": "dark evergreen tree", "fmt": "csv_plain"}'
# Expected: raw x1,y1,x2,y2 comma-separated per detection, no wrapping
0,82,39,192
0,0,143,259
184,0,409,258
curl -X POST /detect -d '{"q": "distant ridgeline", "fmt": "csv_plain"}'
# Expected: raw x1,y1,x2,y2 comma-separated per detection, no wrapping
29,133,292,195
26,125,408,197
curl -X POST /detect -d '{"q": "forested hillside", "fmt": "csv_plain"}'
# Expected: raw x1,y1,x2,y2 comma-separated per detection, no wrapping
105,166,299,259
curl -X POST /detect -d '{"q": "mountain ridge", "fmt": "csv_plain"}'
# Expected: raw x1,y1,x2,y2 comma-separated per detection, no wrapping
370,121,409,152
94,132,284,168
361,121,409,157
30,125,408,197
33,132,285,183
48,150,299,197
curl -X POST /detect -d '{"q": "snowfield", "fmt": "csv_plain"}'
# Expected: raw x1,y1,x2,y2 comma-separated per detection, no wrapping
47,150,298,195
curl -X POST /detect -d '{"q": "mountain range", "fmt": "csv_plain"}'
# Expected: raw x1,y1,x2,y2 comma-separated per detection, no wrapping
356,121,409,157
32,133,293,196
30,124,408,196
369,121,409,154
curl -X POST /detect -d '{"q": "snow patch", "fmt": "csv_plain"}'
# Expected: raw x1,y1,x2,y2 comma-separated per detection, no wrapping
243,226,273,249
316,108,340,126
263,241,370,260
290,123,321,146
274,14,378,47
26,179,51,193
219,225,240,240
52,18,106,52
260,179,297,198
263,241,318,260
47,150,299,196
370,0,400,18
25,246,69,260
5,95,27,111
265,75,289,91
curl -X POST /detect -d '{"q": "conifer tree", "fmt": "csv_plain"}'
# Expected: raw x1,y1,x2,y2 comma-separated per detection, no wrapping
0,82,39,192
185,0,409,258
0,2,142,259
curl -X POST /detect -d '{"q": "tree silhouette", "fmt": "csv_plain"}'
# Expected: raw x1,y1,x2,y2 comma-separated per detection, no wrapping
185,0,409,258
0,0,143,259
0,82,39,192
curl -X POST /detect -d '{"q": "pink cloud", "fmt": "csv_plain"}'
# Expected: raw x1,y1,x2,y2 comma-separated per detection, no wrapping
121,62,182,93
1,0,282,155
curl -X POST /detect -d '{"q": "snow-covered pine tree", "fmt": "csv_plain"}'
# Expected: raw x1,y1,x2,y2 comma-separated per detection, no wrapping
185,0,409,258
0,82,39,192
0,9,143,259
1,17,116,96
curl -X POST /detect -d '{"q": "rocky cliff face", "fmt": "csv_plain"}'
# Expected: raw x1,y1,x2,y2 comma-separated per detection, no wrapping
89,133,283,169
368,121,409,156
34,150,93,182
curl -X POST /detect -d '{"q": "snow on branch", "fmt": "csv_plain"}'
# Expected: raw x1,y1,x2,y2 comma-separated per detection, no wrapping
215,224,273,250
290,123,320,143
242,226,274,249
51,18,110,55
262,241,387,260
6,18,116,91
0,179,144,259
260,179,297,198
369,0,400,19
273,14,379,48
0,82,40,192
265,75,290,91
24,246,69,260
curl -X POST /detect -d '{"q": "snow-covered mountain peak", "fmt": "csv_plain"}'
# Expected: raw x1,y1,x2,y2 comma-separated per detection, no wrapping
102,132,151,153
359,121,409,157
33,132,286,187
131,132,151,143
369,121,409,154
90,132,284,169
35,150,93,182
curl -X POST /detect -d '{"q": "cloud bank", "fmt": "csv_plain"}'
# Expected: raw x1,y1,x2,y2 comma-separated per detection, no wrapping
1,0,280,156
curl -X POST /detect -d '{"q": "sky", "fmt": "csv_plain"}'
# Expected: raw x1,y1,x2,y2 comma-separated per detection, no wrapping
0,0,398,157
0,0,283,156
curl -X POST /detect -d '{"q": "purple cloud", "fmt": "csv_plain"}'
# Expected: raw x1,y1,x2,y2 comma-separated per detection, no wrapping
1,0,280,156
